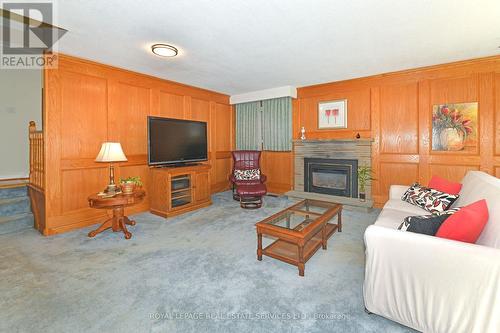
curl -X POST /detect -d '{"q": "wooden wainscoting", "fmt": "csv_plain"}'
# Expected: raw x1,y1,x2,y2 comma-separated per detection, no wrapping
42,54,233,235
294,55,500,207
210,103,234,193
261,151,293,194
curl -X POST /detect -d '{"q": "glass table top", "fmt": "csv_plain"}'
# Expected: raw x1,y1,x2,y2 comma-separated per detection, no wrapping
262,199,339,232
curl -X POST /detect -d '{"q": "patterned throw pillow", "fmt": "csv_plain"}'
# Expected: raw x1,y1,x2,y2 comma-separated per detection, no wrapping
398,215,450,235
398,208,461,234
234,168,260,180
437,207,461,216
401,183,459,214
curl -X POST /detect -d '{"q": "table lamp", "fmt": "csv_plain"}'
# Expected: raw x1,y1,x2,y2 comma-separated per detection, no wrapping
95,142,128,194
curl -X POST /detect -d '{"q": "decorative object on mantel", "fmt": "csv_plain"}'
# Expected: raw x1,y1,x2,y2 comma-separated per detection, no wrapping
318,99,347,129
120,176,143,195
356,133,361,139
431,102,478,151
300,126,306,140
357,166,374,202
95,142,128,195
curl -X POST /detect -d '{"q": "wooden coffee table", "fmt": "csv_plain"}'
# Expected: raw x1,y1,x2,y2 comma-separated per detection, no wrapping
255,199,342,276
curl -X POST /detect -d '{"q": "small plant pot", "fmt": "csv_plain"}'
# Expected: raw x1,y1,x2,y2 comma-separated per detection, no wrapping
359,192,366,202
121,182,135,194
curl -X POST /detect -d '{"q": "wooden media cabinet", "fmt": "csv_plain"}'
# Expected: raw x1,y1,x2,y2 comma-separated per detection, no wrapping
150,164,211,218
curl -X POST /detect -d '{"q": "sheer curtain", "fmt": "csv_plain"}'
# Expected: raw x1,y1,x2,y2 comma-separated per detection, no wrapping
235,97,292,151
262,97,292,151
236,101,261,150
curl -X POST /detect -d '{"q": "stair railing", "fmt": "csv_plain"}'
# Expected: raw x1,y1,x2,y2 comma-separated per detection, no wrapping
29,121,44,191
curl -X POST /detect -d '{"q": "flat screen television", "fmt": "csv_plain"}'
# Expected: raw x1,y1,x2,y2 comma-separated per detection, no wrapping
148,116,208,166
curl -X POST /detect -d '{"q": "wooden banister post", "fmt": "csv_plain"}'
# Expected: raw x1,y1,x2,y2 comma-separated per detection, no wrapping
29,121,35,185
28,120,44,190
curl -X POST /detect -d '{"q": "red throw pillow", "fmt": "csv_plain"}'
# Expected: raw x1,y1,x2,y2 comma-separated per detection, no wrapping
435,199,489,243
428,175,462,195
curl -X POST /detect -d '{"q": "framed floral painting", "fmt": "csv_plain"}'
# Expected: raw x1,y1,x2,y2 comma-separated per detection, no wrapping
318,99,347,129
431,102,478,151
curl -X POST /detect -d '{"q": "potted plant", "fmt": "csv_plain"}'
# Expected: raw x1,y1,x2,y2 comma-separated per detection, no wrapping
358,166,374,202
120,176,143,194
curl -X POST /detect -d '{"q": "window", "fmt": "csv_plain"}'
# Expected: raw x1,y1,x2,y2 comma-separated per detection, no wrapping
235,97,292,151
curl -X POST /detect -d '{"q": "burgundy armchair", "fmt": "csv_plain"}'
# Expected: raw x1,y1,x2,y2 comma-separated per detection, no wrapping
229,150,267,208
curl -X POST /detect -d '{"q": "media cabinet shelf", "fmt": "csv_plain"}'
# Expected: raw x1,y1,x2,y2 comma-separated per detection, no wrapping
150,164,211,218
171,193,191,200
171,188,191,194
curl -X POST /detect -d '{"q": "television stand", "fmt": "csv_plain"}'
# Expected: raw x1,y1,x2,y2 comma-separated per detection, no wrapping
150,164,211,218
160,162,200,168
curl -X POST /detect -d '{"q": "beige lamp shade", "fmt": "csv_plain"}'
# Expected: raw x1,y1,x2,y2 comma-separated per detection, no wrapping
95,142,128,162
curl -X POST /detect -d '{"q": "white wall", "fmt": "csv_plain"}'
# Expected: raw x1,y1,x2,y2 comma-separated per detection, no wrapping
0,69,42,179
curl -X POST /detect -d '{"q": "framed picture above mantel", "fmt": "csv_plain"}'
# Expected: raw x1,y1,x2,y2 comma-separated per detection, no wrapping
318,99,347,129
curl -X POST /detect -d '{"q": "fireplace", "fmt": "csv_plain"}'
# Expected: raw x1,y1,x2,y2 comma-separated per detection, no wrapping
304,158,358,198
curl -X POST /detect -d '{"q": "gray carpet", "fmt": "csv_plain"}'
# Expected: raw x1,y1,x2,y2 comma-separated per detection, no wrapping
0,186,34,235
0,191,415,333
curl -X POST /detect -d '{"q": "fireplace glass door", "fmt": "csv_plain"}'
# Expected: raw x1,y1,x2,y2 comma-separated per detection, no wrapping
304,158,358,198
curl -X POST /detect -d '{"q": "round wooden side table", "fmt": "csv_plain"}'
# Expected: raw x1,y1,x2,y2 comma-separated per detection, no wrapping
87,189,146,239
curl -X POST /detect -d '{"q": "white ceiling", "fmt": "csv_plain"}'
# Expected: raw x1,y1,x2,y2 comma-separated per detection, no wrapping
53,0,500,95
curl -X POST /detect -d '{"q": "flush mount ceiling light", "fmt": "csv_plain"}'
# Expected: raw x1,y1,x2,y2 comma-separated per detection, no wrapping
151,44,178,57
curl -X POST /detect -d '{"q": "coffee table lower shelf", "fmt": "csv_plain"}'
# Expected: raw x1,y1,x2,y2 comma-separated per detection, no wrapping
262,223,338,274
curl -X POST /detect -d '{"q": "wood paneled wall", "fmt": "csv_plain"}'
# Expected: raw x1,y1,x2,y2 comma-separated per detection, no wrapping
260,151,293,194
42,54,233,235
279,55,500,207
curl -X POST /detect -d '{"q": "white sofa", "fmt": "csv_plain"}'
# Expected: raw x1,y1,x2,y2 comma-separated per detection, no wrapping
363,171,500,333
